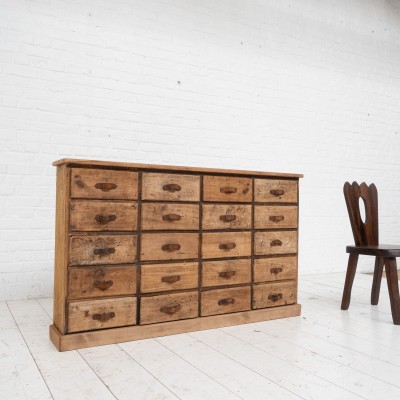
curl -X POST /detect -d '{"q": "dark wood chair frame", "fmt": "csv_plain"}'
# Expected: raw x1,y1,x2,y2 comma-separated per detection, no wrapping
342,182,400,325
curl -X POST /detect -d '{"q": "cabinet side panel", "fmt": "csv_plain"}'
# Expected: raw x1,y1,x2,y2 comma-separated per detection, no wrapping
53,165,70,334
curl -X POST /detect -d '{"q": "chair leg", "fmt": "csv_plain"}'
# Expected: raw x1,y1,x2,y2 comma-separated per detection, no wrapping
341,253,359,310
384,257,400,325
371,256,384,305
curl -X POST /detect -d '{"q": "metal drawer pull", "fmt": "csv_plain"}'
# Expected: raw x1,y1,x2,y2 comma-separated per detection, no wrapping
270,240,282,247
162,243,181,252
161,275,181,284
219,215,236,223
95,182,117,192
220,187,237,194
94,280,113,291
270,267,283,275
268,293,283,302
95,214,117,224
163,183,181,192
218,298,235,306
270,189,284,196
93,248,115,256
219,270,236,279
269,215,284,223
92,312,115,322
160,304,181,315
219,242,236,250
93,268,113,290
162,214,182,222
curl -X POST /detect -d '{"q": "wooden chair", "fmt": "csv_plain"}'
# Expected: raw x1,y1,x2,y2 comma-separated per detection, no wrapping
342,182,400,325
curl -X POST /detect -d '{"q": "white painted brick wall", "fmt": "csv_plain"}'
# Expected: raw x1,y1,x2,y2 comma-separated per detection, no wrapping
1,0,400,300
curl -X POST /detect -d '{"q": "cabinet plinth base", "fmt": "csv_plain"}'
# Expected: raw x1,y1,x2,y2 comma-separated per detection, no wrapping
50,304,301,351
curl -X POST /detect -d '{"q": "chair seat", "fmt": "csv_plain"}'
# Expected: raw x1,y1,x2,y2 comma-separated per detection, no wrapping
346,245,400,257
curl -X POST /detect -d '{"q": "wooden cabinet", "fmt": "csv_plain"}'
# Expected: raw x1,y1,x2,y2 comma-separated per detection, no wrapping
51,158,303,351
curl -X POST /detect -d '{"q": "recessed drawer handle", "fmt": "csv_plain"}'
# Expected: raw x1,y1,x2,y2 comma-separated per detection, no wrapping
268,293,283,302
92,312,115,322
160,304,181,315
218,297,235,306
270,240,282,247
162,214,182,222
269,215,284,223
163,183,181,192
218,270,236,279
95,182,117,192
219,242,236,250
220,186,237,194
95,214,117,224
219,215,237,223
270,267,283,275
93,248,115,256
162,243,181,252
161,275,181,284
270,189,284,196
94,280,113,291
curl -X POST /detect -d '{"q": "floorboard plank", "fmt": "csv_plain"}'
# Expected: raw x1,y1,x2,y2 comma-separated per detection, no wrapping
157,333,303,400
120,338,241,400
0,302,53,400
7,300,117,400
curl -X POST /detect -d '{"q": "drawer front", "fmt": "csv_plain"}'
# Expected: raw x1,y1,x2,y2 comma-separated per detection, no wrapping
202,232,251,259
201,286,251,316
203,176,252,202
71,168,138,200
141,203,199,231
253,281,297,309
254,205,298,229
141,262,198,293
67,297,136,333
254,256,297,283
68,265,137,300
141,233,198,261
69,234,137,265
202,259,251,288
140,291,198,324
202,204,251,230
142,173,200,201
254,231,297,256
70,200,138,231
255,179,297,203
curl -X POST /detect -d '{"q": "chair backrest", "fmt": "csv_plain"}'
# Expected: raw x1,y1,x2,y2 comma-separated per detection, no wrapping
343,182,379,246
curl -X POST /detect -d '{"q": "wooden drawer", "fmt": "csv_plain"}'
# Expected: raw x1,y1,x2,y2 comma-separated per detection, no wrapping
140,291,198,324
141,262,198,293
70,200,137,231
201,286,250,316
69,234,137,266
202,232,251,259
255,179,297,203
203,176,252,202
202,204,251,230
254,205,297,229
142,173,200,201
202,259,251,288
141,233,198,261
68,265,137,300
254,256,297,283
141,203,199,231
254,231,297,256
253,281,297,309
67,297,136,333
71,168,138,200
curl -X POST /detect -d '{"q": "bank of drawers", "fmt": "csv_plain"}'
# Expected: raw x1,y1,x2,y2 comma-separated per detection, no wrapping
65,168,298,332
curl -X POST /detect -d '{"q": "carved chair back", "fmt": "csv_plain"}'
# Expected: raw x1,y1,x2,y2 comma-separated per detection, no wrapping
343,182,379,246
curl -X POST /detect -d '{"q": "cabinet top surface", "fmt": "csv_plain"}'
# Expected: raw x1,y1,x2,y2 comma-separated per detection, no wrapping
53,158,304,179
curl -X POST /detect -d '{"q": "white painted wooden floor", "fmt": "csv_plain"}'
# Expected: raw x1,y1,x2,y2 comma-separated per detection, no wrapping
2,273,400,400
